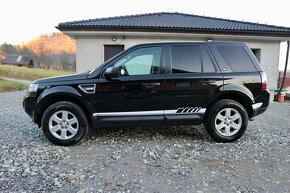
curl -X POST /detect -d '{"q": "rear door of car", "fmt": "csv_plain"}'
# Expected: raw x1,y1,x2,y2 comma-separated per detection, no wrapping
163,43,224,124
208,43,262,99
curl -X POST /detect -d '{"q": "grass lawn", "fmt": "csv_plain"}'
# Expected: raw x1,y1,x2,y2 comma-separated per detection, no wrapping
0,65,73,81
0,78,28,92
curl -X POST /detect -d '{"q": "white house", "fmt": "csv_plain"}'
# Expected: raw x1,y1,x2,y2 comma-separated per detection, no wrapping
57,12,290,92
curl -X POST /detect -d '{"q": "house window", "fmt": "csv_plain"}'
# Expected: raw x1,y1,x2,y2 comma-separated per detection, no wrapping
251,48,261,62
104,45,124,61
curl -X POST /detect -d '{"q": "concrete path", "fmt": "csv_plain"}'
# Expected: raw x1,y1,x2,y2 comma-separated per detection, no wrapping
1,77,32,85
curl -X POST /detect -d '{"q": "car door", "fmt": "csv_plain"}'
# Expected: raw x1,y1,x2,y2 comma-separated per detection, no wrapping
95,45,166,126
164,44,223,124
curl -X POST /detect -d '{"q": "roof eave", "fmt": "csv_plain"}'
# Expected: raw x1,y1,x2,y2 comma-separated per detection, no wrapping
56,26,290,38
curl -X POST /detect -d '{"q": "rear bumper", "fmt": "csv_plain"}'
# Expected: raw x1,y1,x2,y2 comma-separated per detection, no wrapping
251,89,270,118
252,106,268,117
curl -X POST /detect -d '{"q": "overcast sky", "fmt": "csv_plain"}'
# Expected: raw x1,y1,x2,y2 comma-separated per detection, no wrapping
1,0,290,44
1,0,289,69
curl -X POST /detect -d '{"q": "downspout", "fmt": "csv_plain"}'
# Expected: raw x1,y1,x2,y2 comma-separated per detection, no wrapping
276,41,289,96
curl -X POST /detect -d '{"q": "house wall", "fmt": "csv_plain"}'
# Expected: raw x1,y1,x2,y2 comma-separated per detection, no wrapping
279,73,290,93
75,33,280,90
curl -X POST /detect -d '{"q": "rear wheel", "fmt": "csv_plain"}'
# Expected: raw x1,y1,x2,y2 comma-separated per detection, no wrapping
41,101,89,146
205,99,248,142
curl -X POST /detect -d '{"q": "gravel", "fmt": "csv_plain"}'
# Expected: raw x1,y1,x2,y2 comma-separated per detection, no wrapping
0,90,290,192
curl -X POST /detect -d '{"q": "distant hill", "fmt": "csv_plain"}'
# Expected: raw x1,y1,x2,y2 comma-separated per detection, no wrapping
1,33,76,71
22,33,76,54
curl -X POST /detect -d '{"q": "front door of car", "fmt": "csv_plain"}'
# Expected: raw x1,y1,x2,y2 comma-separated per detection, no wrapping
164,44,223,124
95,46,166,126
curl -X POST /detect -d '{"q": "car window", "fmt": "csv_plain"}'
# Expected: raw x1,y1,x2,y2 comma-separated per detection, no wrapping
113,47,162,76
171,45,201,73
217,45,256,72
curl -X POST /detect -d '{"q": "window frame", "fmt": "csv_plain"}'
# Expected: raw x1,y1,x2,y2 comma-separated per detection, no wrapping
101,45,166,78
201,45,218,73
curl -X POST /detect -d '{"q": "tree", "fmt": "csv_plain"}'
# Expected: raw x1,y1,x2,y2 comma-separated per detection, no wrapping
60,51,70,71
33,42,46,68
18,46,32,55
0,43,17,54
72,58,76,72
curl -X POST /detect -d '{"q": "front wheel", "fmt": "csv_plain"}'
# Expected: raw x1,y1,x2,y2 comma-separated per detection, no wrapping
205,99,248,142
41,101,89,146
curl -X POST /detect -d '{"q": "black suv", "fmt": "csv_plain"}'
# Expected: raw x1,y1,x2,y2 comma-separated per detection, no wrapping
23,42,270,145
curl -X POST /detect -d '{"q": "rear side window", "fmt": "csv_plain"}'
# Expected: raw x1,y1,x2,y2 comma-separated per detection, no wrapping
217,45,256,72
171,45,201,73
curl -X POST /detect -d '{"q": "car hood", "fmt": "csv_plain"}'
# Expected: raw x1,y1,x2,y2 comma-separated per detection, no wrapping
33,72,89,84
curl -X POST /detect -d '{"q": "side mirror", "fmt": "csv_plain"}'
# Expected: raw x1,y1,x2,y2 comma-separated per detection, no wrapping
104,67,120,79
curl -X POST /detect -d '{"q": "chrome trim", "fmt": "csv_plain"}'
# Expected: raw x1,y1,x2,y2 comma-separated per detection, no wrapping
93,108,207,117
94,110,163,117
164,110,177,115
198,108,206,113
78,84,96,94
252,102,263,110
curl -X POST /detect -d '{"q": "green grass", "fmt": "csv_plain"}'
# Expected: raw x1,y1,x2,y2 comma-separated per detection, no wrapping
0,65,73,81
0,78,28,92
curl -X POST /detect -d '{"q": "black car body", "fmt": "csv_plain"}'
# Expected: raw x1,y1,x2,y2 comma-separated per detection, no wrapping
23,42,270,145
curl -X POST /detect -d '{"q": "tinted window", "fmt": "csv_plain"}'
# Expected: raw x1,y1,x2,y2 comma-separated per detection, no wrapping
201,46,216,73
114,47,162,76
217,45,256,72
171,45,201,73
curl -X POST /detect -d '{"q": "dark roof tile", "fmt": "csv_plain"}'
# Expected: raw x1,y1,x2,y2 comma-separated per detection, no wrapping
57,12,290,36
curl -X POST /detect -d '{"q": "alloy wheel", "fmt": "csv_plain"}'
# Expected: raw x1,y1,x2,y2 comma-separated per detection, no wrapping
214,108,242,137
48,110,79,140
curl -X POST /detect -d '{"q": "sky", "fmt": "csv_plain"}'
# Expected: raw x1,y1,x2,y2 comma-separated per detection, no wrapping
0,0,289,68
1,0,290,44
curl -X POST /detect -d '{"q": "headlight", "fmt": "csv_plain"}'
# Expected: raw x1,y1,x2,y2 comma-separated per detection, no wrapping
28,83,39,93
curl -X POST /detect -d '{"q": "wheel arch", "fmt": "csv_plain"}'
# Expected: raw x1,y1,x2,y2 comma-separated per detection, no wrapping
35,86,93,127
206,91,254,119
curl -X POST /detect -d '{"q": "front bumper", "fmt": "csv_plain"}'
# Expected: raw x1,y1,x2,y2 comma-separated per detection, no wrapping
23,96,38,123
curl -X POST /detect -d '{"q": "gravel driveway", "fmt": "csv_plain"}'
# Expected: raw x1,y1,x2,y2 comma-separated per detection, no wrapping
0,90,290,192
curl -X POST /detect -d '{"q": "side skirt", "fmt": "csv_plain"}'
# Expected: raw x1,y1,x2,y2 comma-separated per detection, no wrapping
93,108,206,127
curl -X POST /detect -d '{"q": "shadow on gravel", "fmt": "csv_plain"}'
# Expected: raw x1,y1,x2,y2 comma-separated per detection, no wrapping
86,124,210,142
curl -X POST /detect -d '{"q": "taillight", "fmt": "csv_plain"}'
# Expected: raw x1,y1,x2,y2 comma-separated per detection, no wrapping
261,72,267,89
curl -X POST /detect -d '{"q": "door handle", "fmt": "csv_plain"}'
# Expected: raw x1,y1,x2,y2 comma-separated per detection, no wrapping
200,80,216,85
142,82,160,88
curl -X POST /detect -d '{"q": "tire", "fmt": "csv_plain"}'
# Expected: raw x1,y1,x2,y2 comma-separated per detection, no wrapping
204,99,248,143
41,101,89,146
